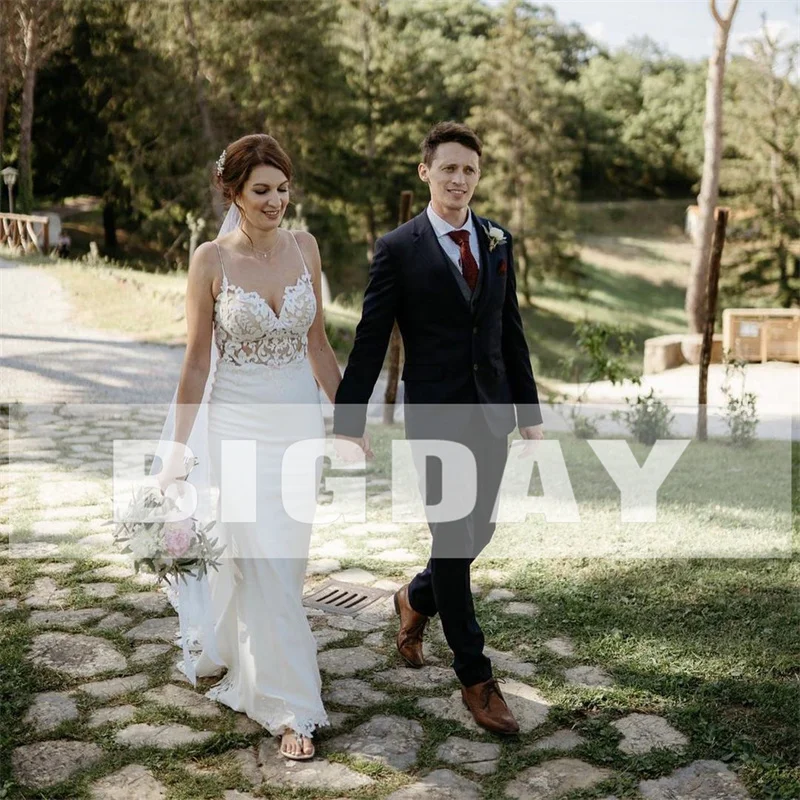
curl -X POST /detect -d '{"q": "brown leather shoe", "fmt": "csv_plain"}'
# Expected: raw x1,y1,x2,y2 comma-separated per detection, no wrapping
393,584,428,668
461,678,520,735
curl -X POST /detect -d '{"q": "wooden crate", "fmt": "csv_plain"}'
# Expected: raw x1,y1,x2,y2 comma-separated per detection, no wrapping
722,308,800,363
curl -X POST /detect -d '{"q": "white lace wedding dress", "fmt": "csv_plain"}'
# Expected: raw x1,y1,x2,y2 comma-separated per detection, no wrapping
169,231,329,739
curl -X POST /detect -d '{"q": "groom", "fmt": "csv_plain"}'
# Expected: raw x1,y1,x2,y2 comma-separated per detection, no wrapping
334,121,543,735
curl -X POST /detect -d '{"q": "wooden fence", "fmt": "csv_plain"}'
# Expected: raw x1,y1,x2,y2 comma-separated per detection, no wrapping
0,213,50,253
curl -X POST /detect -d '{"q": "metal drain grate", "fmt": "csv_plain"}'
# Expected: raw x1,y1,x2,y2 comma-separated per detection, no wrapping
303,580,390,616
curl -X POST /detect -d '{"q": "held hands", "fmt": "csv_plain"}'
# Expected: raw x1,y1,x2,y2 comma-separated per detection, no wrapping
334,433,374,463
517,424,544,458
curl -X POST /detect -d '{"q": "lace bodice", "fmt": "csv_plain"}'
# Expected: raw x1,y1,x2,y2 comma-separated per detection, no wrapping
213,234,316,369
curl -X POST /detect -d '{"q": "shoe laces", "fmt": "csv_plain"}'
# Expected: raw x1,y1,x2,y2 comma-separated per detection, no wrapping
481,677,506,710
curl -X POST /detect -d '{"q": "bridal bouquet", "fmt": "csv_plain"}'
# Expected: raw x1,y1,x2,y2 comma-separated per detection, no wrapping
111,460,225,584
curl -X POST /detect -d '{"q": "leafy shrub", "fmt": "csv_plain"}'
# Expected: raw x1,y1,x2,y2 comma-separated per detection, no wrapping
558,320,640,438
721,355,759,446
614,388,674,445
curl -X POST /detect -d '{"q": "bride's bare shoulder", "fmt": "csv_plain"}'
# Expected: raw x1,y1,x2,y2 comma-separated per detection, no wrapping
292,229,317,248
187,241,222,295
190,240,217,259
292,230,320,269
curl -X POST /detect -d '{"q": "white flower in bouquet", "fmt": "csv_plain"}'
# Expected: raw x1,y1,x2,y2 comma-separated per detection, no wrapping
111,460,224,584
128,527,163,562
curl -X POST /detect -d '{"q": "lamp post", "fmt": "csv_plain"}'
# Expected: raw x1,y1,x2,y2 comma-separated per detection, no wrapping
2,167,19,214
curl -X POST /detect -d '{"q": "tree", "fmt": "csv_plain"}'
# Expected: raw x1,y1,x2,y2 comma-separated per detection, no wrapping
685,0,740,332
470,0,581,301
0,0,14,163
7,0,71,212
126,0,351,253
335,0,492,259
181,0,223,224
723,18,799,305
574,41,704,198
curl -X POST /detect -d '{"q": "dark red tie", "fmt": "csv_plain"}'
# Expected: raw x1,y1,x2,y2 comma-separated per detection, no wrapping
446,230,479,292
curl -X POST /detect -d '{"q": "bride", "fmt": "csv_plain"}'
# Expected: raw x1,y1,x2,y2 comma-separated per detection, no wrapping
157,133,348,760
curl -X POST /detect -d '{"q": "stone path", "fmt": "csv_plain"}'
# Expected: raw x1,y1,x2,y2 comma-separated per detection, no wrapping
3,506,758,800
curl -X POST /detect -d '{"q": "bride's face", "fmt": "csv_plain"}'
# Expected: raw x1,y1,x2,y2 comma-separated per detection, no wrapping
237,164,290,231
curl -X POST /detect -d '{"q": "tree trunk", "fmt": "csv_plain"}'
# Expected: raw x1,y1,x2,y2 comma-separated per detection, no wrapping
364,205,377,262
360,0,378,260
383,190,412,424
514,176,531,305
103,199,118,251
8,0,69,213
182,0,223,224
685,0,739,332
0,77,8,167
697,208,728,441
0,0,10,162
18,19,39,214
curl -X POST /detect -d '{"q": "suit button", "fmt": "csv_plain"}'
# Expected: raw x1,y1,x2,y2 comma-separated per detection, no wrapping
473,364,478,372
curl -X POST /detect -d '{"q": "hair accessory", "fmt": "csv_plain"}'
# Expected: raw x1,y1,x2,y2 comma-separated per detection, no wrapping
215,148,227,178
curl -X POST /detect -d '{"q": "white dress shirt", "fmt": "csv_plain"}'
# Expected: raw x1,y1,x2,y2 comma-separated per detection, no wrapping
426,202,481,277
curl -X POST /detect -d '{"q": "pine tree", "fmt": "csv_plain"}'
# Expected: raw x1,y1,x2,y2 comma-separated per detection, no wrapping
470,0,581,301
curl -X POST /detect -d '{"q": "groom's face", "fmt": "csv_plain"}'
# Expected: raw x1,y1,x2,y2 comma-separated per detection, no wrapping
418,142,481,214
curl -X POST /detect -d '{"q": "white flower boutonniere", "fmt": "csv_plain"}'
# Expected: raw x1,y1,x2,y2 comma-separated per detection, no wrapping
483,223,507,252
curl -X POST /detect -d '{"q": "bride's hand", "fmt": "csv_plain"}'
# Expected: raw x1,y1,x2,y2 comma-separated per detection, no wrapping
156,456,189,493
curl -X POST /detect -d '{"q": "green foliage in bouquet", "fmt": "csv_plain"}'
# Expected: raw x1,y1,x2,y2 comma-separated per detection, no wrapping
112,480,224,585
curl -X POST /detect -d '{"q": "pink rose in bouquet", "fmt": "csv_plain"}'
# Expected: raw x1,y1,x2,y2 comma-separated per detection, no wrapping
163,519,195,558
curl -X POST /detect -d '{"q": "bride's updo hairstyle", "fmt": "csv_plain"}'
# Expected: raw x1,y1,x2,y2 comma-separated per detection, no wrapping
214,133,294,217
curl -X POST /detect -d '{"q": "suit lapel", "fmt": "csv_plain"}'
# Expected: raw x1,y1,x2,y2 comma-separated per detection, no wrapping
413,211,471,311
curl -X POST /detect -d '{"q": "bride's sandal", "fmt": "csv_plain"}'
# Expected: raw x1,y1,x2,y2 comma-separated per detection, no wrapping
279,730,315,761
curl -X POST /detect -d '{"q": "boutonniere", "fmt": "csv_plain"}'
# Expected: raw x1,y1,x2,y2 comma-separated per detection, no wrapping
497,259,507,275
482,223,507,252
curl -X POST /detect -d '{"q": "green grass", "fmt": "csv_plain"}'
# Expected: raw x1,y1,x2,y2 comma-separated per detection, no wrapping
520,235,691,382
1,436,798,798
328,424,799,798
575,198,689,239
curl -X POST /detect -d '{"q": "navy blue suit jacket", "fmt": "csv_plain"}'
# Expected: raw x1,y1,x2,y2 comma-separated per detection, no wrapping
333,208,542,439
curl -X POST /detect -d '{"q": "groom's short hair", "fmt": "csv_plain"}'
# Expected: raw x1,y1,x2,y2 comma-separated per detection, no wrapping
421,122,482,166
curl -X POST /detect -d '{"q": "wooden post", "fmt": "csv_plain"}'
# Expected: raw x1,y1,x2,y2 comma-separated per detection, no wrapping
697,207,729,440
383,190,413,425
42,218,49,253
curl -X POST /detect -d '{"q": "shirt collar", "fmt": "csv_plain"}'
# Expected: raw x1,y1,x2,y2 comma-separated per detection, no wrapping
426,202,475,240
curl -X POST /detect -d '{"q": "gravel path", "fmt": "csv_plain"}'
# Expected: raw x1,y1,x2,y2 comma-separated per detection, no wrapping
1,258,184,404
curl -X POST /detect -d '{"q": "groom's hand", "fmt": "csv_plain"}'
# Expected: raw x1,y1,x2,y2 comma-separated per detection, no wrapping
334,433,374,462
517,424,544,458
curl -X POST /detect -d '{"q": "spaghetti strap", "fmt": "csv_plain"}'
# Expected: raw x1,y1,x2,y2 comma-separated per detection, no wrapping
289,231,310,276
214,241,228,285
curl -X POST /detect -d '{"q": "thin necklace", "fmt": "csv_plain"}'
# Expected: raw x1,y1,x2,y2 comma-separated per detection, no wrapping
248,230,281,260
